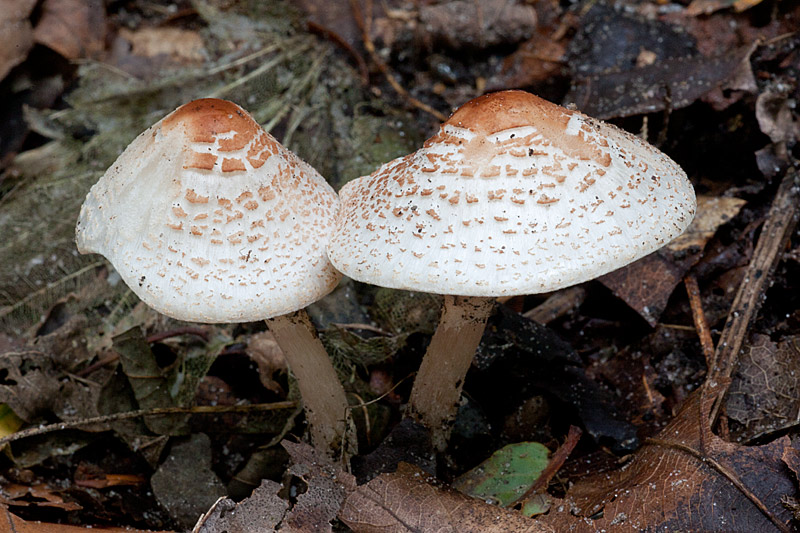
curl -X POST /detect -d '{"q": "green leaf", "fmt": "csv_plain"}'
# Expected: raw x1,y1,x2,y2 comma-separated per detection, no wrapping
0,404,23,439
453,441,550,507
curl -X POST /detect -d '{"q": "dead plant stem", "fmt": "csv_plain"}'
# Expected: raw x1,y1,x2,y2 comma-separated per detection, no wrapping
349,0,448,122
684,273,716,369
708,165,800,424
0,401,298,448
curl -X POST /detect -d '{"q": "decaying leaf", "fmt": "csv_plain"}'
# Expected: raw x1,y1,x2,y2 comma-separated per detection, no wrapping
351,419,435,484
281,441,349,533
756,87,800,144
568,45,756,119
489,31,566,90
1,507,166,532
192,479,288,533
541,389,796,532
669,195,748,252
150,433,227,530
417,0,537,49
600,251,691,327
33,0,106,60
601,194,745,326
727,334,800,443
567,4,697,79
340,462,555,533
0,351,60,422
473,306,639,453
246,331,287,395
112,327,219,435
0,0,36,81
0,482,82,511
565,4,757,119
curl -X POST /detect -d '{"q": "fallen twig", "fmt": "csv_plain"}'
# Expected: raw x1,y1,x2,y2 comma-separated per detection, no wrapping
707,164,800,425
684,273,716,368
349,0,448,122
307,20,369,84
0,401,298,448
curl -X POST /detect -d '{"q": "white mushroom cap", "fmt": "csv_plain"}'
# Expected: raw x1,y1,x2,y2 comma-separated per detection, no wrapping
76,98,341,322
327,90,696,296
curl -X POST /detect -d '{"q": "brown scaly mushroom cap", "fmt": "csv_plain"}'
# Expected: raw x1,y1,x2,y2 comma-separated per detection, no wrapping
328,90,696,295
76,98,341,322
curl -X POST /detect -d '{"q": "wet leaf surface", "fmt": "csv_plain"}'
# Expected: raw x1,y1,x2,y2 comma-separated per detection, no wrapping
542,390,796,532
282,441,348,533
727,334,800,443
1,0,800,530
193,479,287,533
150,433,226,530
472,306,639,453
453,441,550,507
341,462,556,533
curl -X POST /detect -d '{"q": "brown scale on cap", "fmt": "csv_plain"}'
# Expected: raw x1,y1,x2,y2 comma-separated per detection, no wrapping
163,98,282,172
434,90,611,171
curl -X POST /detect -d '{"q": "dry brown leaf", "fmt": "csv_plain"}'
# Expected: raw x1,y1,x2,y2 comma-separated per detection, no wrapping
33,0,106,60
686,0,737,16
0,0,36,81
1,506,171,532
669,195,748,252
0,483,82,511
541,389,796,531
192,480,288,533
340,462,555,533
281,441,349,533
726,334,800,442
489,31,566,90
247,331,288,395
756,88,800,144
601,195,745,326
600,252,688,326
118,27,206,63
689,0,769,14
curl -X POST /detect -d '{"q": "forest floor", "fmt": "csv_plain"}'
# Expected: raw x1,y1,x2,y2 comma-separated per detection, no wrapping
0,0,799,531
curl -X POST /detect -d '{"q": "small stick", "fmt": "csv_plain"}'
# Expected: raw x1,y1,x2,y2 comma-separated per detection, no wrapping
707,166,800,424
349,0,448,122
0,401,298,447
512,425,582,506
306,20,369,84
684,274,716,369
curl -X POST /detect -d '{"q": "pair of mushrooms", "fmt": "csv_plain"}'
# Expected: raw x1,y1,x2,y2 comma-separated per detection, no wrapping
76,91,695,456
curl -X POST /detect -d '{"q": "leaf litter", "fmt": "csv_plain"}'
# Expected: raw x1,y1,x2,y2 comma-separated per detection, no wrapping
1,0,800,531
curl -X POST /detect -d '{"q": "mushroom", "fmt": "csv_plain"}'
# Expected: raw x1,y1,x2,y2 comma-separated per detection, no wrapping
327,90,696,450
76,98,353,457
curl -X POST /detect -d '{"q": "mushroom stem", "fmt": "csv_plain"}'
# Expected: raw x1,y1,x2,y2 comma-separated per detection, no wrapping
266,310,353,457
406,295,495,451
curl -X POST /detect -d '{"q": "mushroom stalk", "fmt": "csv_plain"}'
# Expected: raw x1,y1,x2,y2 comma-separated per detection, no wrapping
266,310,353,457
406,295,495,451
